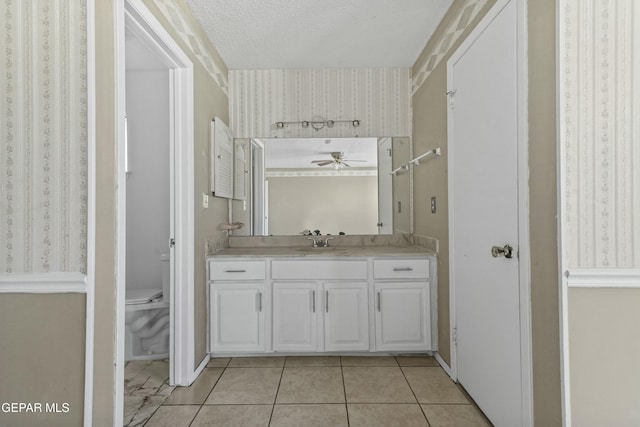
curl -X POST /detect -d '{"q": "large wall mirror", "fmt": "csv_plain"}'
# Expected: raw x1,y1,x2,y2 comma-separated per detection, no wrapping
231,137,411,236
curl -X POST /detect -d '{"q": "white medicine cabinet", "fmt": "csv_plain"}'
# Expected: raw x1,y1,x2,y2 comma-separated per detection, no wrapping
210,117,246,200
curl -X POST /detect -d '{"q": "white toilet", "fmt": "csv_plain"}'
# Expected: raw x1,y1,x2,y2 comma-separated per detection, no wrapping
124,254,170,361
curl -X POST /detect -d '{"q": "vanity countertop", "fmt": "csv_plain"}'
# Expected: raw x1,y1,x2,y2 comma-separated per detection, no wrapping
209,245,435,258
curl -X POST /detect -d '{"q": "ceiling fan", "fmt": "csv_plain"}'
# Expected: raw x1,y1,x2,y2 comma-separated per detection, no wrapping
311,152,367,169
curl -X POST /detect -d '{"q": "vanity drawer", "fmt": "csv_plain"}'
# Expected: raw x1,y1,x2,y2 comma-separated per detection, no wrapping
209,260,266,281
373,258,430,280
272,260,367,280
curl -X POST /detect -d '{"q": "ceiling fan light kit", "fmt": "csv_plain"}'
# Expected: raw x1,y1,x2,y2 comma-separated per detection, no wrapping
274,116,360,131
310,151,368,169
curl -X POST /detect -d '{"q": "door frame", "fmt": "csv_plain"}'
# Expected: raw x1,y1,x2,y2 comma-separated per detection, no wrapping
446,0,532,425
114,0,195,424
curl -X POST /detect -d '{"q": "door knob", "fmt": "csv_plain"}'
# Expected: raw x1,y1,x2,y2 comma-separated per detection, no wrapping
491,244,514,259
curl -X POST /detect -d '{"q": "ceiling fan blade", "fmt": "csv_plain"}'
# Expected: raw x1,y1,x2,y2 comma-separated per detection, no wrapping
313,160,334,166
343,159,367,162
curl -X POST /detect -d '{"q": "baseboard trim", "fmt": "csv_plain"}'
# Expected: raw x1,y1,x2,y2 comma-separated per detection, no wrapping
435,352,453,377
192,354,211,384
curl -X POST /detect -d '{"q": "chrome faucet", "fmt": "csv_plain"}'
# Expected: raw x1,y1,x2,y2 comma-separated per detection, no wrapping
307,237,334,247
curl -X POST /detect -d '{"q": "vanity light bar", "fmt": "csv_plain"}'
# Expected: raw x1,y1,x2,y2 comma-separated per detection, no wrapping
275,119,360,131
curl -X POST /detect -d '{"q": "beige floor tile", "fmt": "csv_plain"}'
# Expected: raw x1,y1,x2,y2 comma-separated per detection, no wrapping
348,404,429,427
126,396,167,427
285,356,341,367
228,356,286,368
164,368,224,405
144,405,200,427
125,370,151,395
207,357,231,368
271,404,348,427
205,367,282,404
156,380,175,397
396,355,440,367
341,356,398,366
123,395,145,426
402,367,469,404
421,404,491,427
191,405,272,427
343,367,416,403
124,360,152,380
276,367,345,403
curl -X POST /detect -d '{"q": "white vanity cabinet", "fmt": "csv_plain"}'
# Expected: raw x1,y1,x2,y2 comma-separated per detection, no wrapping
271,259,369,352
208,253,435,355
373,258,431,351
208,260,266,352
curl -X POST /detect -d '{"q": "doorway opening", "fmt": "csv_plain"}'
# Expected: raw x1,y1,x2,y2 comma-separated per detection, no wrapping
115,0,195,424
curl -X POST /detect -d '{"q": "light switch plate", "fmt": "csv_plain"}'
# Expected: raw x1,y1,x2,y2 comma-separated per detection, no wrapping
203,193,209,208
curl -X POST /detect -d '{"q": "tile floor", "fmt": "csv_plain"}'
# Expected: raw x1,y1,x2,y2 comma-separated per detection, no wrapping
124,359,175,426
126,355,492,426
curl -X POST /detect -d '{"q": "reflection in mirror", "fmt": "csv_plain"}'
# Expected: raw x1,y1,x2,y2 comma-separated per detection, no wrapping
231,137,411,236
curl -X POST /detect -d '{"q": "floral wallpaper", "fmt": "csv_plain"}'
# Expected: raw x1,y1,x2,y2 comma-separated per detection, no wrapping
0,0,87,273
560,0,640,268
229,68,412,138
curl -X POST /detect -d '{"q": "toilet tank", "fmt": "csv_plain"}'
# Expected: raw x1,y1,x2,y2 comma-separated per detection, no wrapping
160,253,170,304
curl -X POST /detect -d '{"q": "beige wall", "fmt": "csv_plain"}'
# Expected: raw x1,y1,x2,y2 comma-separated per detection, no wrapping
528,0,562,424
267,175,378,236
0,294,86,427
412,0,561,424
93,0,117,424
568,287,640,426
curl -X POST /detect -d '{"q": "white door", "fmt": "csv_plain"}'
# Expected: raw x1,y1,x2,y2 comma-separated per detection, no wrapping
272,282,319,351
324,282,369,351
447,1,525,425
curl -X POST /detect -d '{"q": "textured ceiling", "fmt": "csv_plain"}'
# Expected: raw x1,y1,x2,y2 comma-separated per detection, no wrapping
185,0,453,69
262,138,378,169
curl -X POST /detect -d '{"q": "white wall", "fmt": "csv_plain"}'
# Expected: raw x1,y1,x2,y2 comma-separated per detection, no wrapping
229,68,411,138
125,70,170,290
267,175,378,235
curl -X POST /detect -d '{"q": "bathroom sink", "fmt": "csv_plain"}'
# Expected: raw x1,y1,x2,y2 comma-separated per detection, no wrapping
296,246,345,253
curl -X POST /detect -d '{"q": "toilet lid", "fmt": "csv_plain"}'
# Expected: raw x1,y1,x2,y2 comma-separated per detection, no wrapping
126,289,163,305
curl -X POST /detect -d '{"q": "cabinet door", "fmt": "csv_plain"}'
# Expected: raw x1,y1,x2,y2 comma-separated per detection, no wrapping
324,282,369,351
374,282,431,351
273,282,319,352
210,283,264,352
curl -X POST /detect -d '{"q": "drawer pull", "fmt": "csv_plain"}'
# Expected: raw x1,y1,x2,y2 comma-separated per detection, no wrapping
225,269,247,273
393,267,413,272
312,290,316,313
